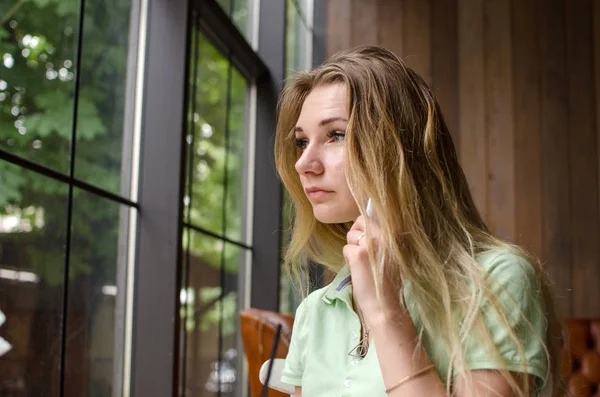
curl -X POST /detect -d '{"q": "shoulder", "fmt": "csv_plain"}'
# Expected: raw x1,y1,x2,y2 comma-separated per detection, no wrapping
475,248,544,319
476,248,539,290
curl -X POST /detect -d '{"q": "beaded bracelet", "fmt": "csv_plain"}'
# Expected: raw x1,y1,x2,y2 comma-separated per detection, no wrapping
384,364,435,393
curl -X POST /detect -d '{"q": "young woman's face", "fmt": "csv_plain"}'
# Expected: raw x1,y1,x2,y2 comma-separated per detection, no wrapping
294,84,360,224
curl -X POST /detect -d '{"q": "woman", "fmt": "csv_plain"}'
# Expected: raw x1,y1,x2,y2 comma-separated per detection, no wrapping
274,45,562,397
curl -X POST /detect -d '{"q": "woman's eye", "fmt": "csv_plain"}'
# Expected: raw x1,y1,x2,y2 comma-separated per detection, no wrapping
328,131,346,142
295,138,308,149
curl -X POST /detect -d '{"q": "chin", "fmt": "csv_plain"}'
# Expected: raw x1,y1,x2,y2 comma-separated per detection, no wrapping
312,206,355,224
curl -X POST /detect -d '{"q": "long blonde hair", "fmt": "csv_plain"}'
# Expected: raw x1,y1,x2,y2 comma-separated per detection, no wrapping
275,45,563,396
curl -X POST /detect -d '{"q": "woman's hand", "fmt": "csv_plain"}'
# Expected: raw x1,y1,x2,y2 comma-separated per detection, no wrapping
344,215,405,327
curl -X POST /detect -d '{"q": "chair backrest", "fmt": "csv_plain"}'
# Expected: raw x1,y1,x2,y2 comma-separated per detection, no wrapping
240,308,294,397
561,319,600,396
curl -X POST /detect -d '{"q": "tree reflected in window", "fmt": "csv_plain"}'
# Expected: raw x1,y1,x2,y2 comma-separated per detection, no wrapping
180,28,250,397
0,0,136,395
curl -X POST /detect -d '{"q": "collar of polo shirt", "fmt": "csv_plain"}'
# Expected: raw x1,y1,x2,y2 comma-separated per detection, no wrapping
322,265,353,308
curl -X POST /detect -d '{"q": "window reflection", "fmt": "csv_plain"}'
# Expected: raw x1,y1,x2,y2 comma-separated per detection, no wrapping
0,0,136,197
181,229,248,396
280,0,314,314
180,25,251,396
65,189,129,397
0,3,78,173
0,0,137,395
186,33,249,242
216,0,252,40
74,0,135,196
0,162,68,397
0,161,130,397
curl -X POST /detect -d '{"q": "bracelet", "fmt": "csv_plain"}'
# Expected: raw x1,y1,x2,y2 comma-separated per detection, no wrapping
384,364,435,393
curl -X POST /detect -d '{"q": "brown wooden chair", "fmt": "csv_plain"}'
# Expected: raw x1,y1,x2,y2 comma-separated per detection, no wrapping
240,308,295,397
561,320,600,396
239,310,591,396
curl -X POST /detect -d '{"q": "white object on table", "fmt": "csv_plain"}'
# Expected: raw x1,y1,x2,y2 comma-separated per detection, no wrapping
0,309,11,357
259,358,294,395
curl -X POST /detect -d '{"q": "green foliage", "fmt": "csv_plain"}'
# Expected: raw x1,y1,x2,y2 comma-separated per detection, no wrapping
24,89,106,139
183,33,248,280
0,160,22,203
0,0,250,337
0,0,131,286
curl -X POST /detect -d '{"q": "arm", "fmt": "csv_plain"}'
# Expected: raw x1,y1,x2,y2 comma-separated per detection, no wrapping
345,217,537,397
294,386,302,397
370,309,531,397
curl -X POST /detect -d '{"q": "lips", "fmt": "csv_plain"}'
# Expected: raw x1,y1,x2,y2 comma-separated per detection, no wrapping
305,187,332,200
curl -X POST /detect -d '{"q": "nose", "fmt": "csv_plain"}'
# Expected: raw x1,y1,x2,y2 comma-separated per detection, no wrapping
295,143,324,176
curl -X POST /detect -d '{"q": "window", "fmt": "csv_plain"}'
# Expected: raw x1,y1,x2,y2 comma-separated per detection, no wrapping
179,19,252,397
1,0,318,395
286,0,313,76
0,0,140,395
279,0,315,315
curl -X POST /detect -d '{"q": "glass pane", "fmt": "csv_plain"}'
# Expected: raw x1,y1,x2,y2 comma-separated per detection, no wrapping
231,0,250,38
286,0,310,77
215,0,252,41
187,33,228,236
216,0,232,16
64,189,129,397
220,243,247,397
73,0,135,196
224,69,249,242
0,0,137,198
187,32,250,243
280,0,313,313
183,17,200,227
180,230,246,397
279,189,295,314
0,160,69,397
0,2,78,172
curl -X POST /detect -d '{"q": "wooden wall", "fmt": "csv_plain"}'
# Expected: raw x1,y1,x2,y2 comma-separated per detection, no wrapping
325,0,600,318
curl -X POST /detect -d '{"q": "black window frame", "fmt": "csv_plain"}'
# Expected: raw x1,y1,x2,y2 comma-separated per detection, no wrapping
131,0,289,396
0,0,328,395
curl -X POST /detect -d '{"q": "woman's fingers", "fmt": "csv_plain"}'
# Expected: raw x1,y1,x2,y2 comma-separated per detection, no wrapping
347,229,366,245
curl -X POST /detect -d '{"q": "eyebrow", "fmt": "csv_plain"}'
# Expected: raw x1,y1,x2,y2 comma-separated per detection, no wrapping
294,117,349,133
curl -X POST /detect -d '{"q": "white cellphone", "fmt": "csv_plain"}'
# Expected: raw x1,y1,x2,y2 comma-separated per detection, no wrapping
366,198,374,218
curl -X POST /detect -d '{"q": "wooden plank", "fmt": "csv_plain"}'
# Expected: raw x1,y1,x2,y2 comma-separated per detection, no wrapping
539,0,571,317
484,0,515,240
403,0,432,84
350,0,378,47
327,0,352,56
458,0,487,220
431,0,459,151
378,0,404,58
512,0,542,258
596,0,600,306
566,0,600,318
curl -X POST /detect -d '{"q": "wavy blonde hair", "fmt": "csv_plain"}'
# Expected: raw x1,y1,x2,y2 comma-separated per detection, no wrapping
274,45,563,396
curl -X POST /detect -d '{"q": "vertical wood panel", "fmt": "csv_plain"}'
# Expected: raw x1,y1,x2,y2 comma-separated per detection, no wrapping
539,0,571,317
484,0,515,241
513,0,542,258
458,0,487,220
350,0,378,46
378,0,404,57
595,1,600,288
432,0,459,148
327,0,351,56
403,0,432,84
323,0,600,317
566,0,600,318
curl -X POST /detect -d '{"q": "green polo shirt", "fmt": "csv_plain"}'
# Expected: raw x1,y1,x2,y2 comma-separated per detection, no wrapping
281,250,549,396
